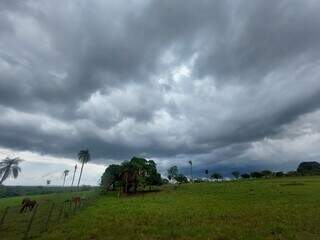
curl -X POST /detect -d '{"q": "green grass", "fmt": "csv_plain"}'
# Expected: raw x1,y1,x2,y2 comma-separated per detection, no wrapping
0,190,98,240
1,177,320,240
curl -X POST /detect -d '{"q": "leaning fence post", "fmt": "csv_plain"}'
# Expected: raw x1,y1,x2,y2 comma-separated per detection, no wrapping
23,204,38,240
0,206,9,227
57,204,64,223
43,202,55,232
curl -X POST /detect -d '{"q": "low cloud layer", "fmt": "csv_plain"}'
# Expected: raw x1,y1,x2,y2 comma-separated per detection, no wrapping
1,0,320,184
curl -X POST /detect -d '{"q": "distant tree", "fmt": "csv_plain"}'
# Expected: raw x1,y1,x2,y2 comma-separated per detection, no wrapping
232,171,240,179
297,161,320,175
162,178,169,184
63,170,69,186
241,173,250,179
250,171,263,178
274,171,284,177
210,173,223,180
77,149,90,187
46,180,51,186
188,160,193,182
167,166,179,181
0,157,23,185
285,171,301,177
261,170,272,178
175,174,188,183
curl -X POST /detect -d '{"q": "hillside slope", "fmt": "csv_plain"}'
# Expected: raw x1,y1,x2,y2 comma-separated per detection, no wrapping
38,177,320,240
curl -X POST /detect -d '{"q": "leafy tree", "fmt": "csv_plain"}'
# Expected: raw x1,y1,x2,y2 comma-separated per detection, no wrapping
210,173,223,180
232,171,240,179
46,180,51,186
167,166,178,181
261,170,272,178
297,161,320,175
175,174,188,183
0,157,23,185
274,171,284,177
77,149,90,187
285,171,301,177
101,157,163,193
101,164,122,191
241,173,250,179
144,160,162,188
250,171,263,178
63,169,69,186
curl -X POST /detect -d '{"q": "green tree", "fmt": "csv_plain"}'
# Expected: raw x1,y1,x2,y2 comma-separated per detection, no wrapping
210,173,223,180
101,157,163,193
250,171,263,178
144,160,162,189
0,157,23,185
261,170,272,178
63,169,69,186
232,171,240,179
101,164,122,191
77,149,90,187
167,166,178,180
175,174,188,183
241,173,250,179
275,171,284,177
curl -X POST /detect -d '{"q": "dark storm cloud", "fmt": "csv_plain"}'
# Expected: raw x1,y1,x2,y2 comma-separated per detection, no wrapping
1,0,320,174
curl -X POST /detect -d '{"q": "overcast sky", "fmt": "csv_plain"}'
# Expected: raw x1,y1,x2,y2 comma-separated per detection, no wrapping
1,0,320,186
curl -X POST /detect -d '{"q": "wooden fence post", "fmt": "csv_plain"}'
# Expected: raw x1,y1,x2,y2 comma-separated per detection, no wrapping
43,202,55,232
23,204,38,240
0,206,9,227
57,204,64,223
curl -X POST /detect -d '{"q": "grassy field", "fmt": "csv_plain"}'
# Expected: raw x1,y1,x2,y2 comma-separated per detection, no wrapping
0,190,98,240
1,177,320,240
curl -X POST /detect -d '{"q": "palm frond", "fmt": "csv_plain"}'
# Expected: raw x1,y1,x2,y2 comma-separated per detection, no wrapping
12,166,21,178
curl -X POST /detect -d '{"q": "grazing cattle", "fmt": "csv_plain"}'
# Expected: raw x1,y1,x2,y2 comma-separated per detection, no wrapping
20,198,37,213
72,196,81,208
64,196,83,208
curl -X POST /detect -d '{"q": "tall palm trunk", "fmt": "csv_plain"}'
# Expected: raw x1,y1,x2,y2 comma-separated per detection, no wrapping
77,162,85,187
0,167,11,185
71,165,77,187
63,175,66,186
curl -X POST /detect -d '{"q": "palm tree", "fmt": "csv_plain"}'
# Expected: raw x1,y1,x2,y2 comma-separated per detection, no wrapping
0,157,23,185
77,149,90,187
63,169,69,186
188,160,193,182
71,164,77,187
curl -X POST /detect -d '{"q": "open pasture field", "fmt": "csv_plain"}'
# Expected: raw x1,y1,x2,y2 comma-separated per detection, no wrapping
1,177,320,240
33,177,320,240
0,190,98,240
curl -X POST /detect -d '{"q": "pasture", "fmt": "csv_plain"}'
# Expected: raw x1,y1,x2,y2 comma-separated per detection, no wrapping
0,190,98,240
1,177,320,239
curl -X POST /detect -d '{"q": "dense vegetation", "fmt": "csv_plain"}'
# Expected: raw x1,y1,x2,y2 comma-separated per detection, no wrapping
100,157,162,193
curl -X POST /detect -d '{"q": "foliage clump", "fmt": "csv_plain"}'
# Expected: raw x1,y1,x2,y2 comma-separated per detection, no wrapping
100,157,162,193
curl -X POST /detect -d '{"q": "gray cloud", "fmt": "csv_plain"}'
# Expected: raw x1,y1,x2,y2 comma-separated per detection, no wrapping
1,0,320,178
